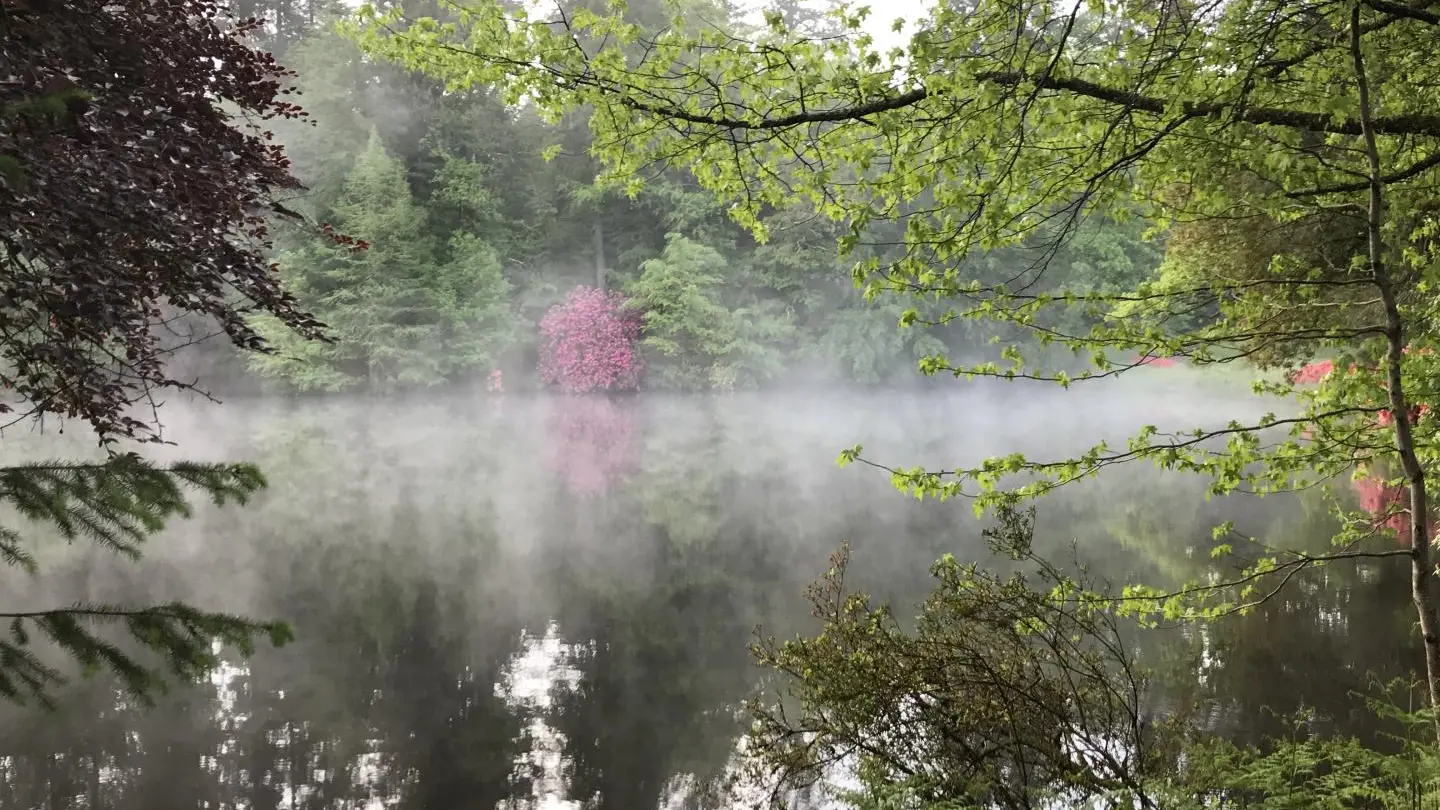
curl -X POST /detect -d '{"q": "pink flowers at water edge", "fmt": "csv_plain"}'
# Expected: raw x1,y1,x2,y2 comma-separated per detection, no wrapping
1290,360,1335,385
538,286,644,393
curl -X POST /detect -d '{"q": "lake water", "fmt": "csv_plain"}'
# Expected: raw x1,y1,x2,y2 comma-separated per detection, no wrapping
0,379,1420,808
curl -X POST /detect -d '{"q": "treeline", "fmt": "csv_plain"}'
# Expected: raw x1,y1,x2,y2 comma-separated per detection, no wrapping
180,0,1165,397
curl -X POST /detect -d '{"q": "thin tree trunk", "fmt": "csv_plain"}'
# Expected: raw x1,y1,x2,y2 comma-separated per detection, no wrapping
593,218,606,292
1351,1,1440,744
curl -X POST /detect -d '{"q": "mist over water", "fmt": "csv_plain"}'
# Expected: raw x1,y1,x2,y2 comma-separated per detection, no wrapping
0,377,1416,808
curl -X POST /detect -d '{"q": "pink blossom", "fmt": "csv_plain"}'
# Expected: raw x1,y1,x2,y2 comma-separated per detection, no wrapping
1352,473,1437,543
538,286,644,393
1135,354,1178,367
1290,360,1334,384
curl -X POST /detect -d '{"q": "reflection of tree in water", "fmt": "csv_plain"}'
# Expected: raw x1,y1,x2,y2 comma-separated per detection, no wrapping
0,394,1430,807
543,554,760,810
1100,479,1419,748
0,483,531,809
535,408,806,810
546,397,638,496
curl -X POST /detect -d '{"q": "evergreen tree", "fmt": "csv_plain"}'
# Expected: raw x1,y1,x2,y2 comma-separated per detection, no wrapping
0,452,291,706
252,131,520,391
627,234,791,390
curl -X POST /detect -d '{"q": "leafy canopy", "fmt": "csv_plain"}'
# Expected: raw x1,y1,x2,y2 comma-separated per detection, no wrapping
2,0,329,441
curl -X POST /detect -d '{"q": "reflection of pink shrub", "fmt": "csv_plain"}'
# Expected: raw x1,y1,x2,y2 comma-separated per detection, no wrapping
545,397,637,496
538,286,643,393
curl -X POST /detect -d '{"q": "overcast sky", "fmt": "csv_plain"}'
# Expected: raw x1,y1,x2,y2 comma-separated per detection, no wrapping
736,0,936,51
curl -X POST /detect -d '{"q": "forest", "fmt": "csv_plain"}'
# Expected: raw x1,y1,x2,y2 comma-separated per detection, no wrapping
9,0,1440,807
169,0,1166,397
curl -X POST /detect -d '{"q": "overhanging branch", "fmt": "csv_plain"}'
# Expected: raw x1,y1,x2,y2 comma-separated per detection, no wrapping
1265,0,1440,76
1365,0,1440,24
604,68,1440,139
1287,151,1440,197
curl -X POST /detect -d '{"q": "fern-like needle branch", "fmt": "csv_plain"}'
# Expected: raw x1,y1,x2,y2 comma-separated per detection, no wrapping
0,454,289,707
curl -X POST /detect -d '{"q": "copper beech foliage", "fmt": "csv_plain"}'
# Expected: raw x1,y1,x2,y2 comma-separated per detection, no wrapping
0,0,355,443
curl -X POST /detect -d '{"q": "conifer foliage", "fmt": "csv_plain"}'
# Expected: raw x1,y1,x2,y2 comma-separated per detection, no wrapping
0,0,329,704
0,453,294,706
250,131,518,391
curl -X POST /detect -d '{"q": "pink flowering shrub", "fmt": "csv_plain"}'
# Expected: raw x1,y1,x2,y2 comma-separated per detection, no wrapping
1290,352,1437,540
1290,360,1334,384
1352,471,1439,543
538,286,643,393
545,396,637,495
1134,354,1178,367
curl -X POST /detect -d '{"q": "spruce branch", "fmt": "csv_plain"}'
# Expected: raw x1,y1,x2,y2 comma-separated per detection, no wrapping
0,453,282,707
0,602,292,708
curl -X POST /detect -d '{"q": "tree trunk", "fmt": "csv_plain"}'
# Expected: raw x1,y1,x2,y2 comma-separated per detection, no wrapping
1351,2,1440,744
593,218,607,292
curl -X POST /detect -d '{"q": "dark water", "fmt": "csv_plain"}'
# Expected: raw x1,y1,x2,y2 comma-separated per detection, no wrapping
0,380,1420,809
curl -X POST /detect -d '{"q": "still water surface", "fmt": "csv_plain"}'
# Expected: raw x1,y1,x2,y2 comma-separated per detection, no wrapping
0,382,1419,808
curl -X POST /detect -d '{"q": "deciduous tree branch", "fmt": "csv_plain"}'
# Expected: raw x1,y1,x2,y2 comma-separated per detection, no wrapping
600,68,1440,139
1364,0,1440,24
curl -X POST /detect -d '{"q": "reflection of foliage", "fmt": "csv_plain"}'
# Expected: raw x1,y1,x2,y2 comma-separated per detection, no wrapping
630,406,729,549
545,396,638,496
0,479,528,809
539,286,643,393
546,541,763,810
0,391,1423,807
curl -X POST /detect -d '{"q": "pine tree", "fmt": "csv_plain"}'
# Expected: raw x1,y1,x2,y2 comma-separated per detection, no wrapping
252,130,519,390
626,233,791,390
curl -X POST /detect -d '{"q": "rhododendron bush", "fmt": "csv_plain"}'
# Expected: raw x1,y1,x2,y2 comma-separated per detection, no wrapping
538,286,643,392
1351,472,1432,540
1289,360,1335,385
1290,352,1437,539
545,396,637,496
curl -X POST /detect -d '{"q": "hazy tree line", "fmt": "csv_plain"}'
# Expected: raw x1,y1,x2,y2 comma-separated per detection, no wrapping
171,0,1166,397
